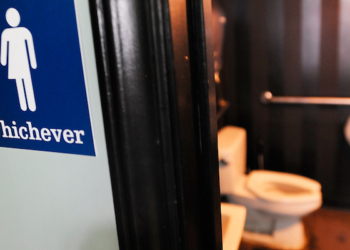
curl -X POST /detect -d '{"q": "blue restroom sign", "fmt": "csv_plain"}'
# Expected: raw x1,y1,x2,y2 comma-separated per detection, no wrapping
0,1,95,156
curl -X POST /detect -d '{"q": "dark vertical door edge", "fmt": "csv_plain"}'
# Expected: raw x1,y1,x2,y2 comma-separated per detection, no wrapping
185,0,222,249
89,0,222,249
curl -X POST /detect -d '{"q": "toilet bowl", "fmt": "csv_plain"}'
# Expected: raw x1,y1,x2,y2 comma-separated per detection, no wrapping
218,126,322,250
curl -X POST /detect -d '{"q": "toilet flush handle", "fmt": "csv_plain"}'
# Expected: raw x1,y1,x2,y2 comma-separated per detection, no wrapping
219,159,228,167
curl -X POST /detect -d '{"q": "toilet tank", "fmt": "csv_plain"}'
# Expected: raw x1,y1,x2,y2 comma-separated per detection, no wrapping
218,126,247,194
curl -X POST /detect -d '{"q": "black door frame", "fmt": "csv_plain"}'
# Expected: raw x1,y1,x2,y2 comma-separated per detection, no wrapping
89,0,221,249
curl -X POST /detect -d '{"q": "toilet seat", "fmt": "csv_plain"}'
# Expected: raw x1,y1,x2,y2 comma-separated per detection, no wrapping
246,170,321,204
229,175,321,217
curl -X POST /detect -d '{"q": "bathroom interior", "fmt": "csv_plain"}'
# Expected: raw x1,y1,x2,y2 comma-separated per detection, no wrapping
213,0,350,249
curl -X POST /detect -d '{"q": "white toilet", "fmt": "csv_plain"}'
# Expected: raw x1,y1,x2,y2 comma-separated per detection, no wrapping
218,126,322,250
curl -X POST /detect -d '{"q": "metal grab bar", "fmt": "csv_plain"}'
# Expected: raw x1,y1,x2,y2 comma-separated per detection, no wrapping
260,91,350,106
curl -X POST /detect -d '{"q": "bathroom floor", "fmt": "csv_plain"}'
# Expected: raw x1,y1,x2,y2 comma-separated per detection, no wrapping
238,207,350,250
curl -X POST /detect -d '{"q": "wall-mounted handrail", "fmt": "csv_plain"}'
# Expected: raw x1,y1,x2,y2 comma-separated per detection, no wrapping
260,91,350,106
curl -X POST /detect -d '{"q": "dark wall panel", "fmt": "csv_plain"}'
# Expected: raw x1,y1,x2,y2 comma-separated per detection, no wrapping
248,0,269,170
266,0,285,172
283,0,303,174
316,0,340,200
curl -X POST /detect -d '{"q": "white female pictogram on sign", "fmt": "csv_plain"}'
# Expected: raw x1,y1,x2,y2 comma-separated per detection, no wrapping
1,8,37,112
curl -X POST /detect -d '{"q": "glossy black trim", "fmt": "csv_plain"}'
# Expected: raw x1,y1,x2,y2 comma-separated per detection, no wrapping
186,0,222,248
89,0,221,249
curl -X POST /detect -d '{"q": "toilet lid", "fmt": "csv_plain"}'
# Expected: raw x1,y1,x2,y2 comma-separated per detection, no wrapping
246,170,321,204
